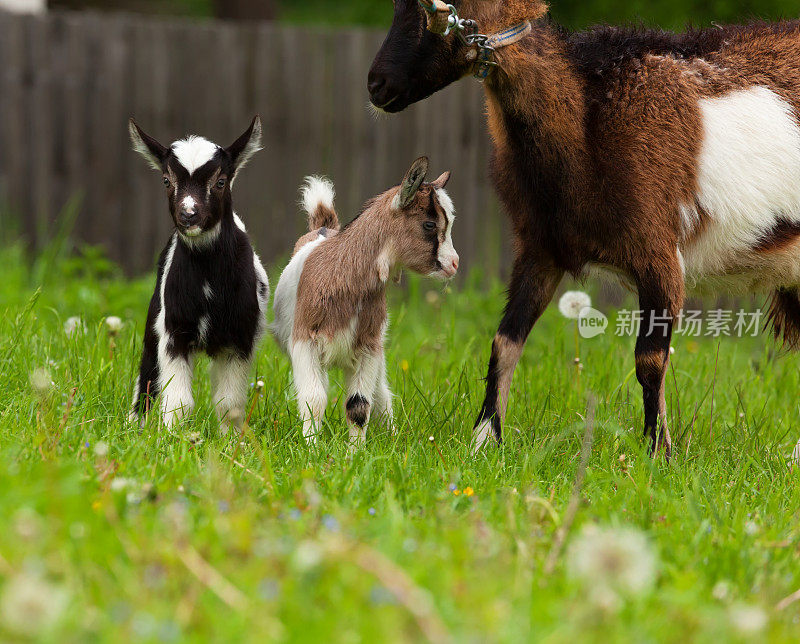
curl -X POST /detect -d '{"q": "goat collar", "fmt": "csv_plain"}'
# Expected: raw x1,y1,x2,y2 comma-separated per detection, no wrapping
417,0,532,80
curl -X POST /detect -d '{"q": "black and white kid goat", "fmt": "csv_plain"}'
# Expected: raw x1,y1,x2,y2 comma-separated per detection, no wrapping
128,116,269,431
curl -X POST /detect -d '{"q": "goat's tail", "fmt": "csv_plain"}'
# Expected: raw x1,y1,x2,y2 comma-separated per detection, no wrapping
300,176,339,232
767,287,800,351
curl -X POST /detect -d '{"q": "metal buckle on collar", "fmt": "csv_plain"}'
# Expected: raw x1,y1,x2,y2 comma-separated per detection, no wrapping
416,1,500,79
417,0,528,80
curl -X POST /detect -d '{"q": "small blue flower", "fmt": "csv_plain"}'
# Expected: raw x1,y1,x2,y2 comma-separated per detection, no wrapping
448,483,457,491
322,515,340,531
85,442,90,448
368,507,376,516
258,578,281,601
369,584,397,605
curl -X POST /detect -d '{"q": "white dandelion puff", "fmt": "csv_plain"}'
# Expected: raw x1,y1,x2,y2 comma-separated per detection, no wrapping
0,572,69,636
29,368,54,395
567,525,658,606
729,604,767,635
13,508,42,540
110,477,137,492
791,437,800,467
558,291,592,320
744,520,759,536
291,540,323,572
63,316,85,338
104,316,123,334
93,441,109,458
712,580,731,601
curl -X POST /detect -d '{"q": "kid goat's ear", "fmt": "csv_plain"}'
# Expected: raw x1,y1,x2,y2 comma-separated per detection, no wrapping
226,115,263,184
129,118,169,171
397,156,429,209
430,171,451,190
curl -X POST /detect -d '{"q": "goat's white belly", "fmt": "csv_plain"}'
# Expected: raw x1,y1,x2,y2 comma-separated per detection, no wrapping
318,316,359,370
271,236,327,353
680,86,800,294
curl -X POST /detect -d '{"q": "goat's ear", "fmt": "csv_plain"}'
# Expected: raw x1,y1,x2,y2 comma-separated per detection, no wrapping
129,119,168,171
397,156,429,209
429,171,451,190
226,115,263,183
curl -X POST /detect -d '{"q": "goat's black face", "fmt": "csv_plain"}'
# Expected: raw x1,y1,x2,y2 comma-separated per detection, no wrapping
368,0,472,113
129,117,262,244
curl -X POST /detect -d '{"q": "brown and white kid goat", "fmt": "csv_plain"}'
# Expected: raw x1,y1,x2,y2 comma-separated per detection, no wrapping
128,117,269,431
272,157,459,444
369,0,800,458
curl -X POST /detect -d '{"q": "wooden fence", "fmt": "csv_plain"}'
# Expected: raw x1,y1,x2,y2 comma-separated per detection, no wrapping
0,10,510,276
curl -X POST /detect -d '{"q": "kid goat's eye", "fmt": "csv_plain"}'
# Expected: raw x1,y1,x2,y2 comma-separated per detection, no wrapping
216,178,226,189
423,221,436,231
163,177,170,187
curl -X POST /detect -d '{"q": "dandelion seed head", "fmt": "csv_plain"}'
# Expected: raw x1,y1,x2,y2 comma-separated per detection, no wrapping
791,438,800,466
567,525,658,600
0,572,68,636
292,540,323,572
558,291,592,320
29,368,54,395
744,520,759,536
63,316,84,338
13,507,42,540
729,604,767,634
712,580,730,601
93,441,109,457
110,477,136,492
105,316,123,334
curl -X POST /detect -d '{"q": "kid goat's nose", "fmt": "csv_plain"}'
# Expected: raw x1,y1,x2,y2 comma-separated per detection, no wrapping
179,196,198,225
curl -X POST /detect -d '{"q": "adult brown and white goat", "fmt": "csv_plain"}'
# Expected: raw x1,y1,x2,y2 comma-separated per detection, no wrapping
272,158,459,444
128,117,269,431
369,0,800,457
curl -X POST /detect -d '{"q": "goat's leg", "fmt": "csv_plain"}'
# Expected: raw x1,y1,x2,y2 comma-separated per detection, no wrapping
290,341,328,444
473,255,563,450
158,348,195,428
371,350,394,433
131,334,159,425
634,257,685,460
210,352,250,435
130,293,161,424
344,351,381,448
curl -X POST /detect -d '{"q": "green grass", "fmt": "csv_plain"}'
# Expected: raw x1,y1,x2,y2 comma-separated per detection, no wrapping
1,239,799,642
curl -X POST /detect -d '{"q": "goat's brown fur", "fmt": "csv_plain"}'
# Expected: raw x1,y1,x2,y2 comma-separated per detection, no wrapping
369,1,800,457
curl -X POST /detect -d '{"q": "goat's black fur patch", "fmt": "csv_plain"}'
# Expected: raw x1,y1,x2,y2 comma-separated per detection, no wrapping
346,394,370,427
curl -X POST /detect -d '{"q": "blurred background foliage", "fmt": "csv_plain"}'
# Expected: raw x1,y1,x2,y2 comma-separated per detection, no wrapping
48,0,800,30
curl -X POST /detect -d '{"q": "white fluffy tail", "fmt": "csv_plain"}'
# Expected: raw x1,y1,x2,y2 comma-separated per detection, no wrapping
300,176,338,232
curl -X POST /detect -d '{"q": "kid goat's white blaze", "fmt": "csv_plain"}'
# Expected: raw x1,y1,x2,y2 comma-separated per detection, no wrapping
435,188,458,272
181,195,197,213
171,136,219,175
681,86,800,292
154,235,195,426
